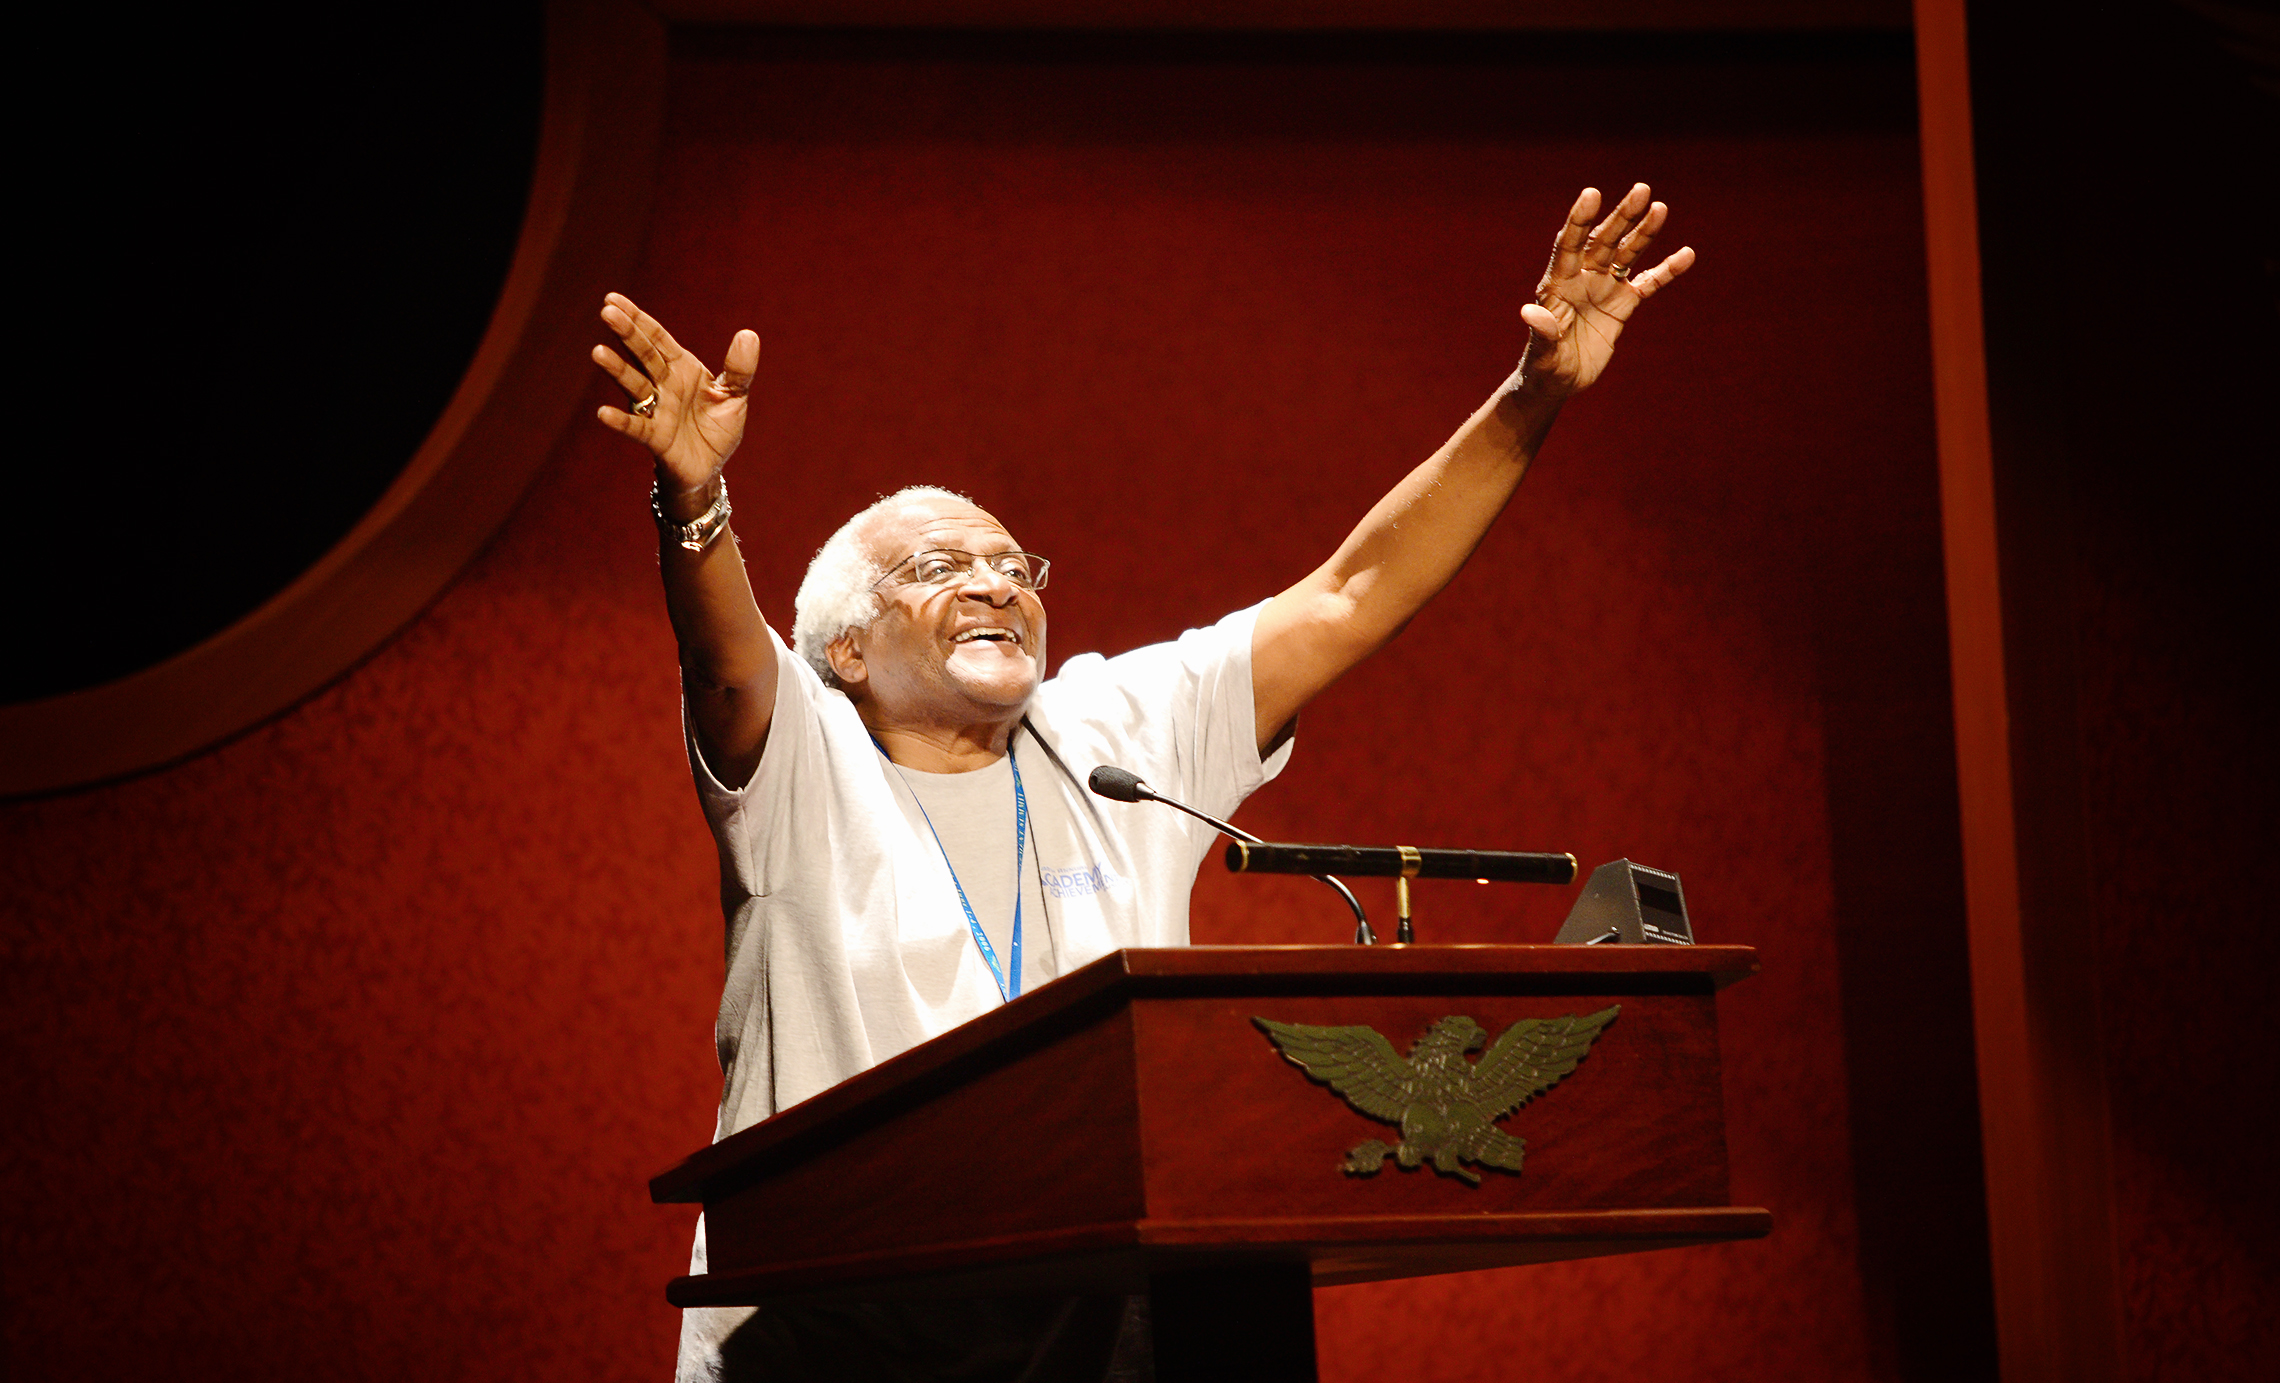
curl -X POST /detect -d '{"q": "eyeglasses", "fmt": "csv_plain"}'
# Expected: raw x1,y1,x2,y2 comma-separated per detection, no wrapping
873,548,1052,592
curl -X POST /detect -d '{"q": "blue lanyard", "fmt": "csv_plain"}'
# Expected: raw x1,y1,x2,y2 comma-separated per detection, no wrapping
893,743,1027,1003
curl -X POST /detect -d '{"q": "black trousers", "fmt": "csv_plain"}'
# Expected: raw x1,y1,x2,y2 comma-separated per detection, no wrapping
718,1294,1151,1383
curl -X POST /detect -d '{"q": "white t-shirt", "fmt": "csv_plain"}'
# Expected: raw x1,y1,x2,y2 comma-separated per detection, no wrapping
687,602,1291,1137
677,605,1289,1381
889,751,1050,1002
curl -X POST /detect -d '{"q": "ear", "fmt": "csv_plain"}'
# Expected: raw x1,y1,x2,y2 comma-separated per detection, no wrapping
826,630,868,691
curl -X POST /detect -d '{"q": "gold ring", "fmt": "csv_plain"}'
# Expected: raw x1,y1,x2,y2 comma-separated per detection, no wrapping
633,392,658,418
1610,264,1631,281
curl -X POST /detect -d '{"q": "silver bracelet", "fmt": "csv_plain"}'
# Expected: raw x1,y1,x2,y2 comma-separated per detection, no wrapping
651,478,733,552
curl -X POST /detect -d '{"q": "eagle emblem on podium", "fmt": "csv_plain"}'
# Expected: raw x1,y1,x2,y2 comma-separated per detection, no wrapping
1253,1007,1621,1185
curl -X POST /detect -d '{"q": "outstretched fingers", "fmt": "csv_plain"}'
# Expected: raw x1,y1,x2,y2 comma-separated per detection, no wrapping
1607,199,1669,278
1518,300,1568,341
1548,186,1604,273
590,337,663,442
594,398,653,442
1625,245,1697,299
601,291,687,381
714,329,761,397
590,342,652,399
1579,183,1653,271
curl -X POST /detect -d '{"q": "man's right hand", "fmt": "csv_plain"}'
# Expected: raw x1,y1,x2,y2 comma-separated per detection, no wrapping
592,292,762,508
594,292,777,789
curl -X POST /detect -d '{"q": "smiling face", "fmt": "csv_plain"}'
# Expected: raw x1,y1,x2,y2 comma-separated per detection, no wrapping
827,496,1048,744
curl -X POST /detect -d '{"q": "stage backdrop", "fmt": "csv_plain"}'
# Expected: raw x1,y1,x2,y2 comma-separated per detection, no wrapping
2,26,1987,1382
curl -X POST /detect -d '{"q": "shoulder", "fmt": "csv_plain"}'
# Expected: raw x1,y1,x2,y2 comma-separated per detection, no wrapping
1039,604,1265,703
1027,603,1276,788
693,633,873,810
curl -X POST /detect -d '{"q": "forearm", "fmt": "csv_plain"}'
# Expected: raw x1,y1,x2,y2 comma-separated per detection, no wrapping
1249,371,1564,746
1303,371,1562,648
591,296,779,781
655,472,774,700
1268,180,1688,680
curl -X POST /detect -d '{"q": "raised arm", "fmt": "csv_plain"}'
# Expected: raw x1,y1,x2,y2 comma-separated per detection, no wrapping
592,293,775,787
1249,184,1694,752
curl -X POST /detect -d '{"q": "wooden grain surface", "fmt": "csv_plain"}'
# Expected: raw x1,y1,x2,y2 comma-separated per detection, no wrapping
666,946,1765,1305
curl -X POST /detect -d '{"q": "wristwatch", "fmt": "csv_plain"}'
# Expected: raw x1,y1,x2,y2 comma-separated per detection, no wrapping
651,479,733,552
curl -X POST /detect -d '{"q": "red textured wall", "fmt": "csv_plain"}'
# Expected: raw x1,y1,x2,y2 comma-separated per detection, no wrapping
2,32,1964,1381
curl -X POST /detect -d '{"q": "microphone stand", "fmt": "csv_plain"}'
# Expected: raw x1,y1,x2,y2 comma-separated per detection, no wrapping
1089,768,1375,944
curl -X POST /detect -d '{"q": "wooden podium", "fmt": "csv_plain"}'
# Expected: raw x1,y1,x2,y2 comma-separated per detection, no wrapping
652,945,1767,1380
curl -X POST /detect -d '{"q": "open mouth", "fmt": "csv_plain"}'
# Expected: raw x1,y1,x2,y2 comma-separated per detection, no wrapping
952,628,1022,647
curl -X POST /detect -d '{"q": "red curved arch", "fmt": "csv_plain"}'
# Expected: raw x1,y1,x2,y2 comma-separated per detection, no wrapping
1,0,668,797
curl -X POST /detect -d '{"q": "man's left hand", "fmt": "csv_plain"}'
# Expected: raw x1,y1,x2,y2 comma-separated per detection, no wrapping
1518,183,1695,396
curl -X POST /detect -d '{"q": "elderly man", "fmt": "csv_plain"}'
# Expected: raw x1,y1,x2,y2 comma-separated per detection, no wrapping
595,184,1691,1383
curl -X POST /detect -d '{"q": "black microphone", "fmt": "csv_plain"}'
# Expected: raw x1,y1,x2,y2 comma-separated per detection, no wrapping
1085,766,1375,944
1225,842,1577,886
1086,765,1154,805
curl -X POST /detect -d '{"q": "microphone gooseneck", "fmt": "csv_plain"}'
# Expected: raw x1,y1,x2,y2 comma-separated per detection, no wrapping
1085,766,1375,944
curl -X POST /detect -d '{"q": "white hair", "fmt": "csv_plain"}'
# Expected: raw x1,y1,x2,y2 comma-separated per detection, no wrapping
791,485,972,687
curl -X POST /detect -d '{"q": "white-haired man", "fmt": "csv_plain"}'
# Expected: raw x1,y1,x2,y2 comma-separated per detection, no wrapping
595,185,1692,1382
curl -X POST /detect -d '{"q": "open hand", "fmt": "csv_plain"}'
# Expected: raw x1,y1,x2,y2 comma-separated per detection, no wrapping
1518,184,1694,396
592,293,761,496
